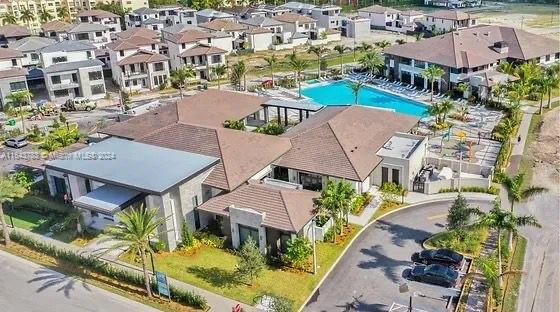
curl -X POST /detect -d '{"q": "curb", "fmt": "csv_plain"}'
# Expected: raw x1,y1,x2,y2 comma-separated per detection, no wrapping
298,195,495,311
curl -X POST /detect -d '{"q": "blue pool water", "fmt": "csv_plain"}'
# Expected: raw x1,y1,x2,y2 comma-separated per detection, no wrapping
302,80,427,117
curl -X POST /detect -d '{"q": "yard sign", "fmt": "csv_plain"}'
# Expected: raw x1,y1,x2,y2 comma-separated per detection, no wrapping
155,271,171,299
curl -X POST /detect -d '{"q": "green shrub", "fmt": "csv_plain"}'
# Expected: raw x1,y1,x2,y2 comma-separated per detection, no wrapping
277,77,296,88
255,121,285,135
314,215,330,227
180,220,195,248
7,231,208,309
193,231,225,248
380,182,406,203
150,240,167,253
223,119,246,131
438,186,499,195
13,195,70,214
351,192,373,215
283,236,312,269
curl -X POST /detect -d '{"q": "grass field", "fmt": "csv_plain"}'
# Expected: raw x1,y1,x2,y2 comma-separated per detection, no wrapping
6,210,50,232
122,224,361,308
500,235,527,312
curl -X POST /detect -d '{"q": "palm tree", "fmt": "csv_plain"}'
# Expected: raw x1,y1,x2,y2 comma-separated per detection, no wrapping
516,61,541,88
38,7,53,23
62,207,84,236
414,33,424,41
374,40,391,49
425,102,443,124
455,82,470,99
349,81,364,105
7,89,32,133
170,65,195,98
1,13,17,25
422,65,445,102
211,64,227,90
0,176,28,246
20,9,35,29
498,61,516,76
473,200,541,284
230,60,248,91
355,42,372,53
497,172,547,213
492,83,507,106
57,5,70,22
358,50,384,77
439,99,454,124
541,69,559,110
314,180,355,242
333,45,349,74
263,55,277,88
307,46,329,79
105,206,164,297
288,57,309,98
507,82,528,114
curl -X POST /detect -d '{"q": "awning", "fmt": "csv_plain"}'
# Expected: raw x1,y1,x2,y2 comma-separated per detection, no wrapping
263,99,323,112
73,184,143,214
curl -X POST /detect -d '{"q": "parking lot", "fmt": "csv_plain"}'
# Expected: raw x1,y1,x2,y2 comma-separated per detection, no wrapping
305,200,493,312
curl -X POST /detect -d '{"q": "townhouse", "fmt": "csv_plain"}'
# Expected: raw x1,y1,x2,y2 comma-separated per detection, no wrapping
384,25,560,98
278,1,316,15
357,5,424,33
165,29,227,80
199,19,246,51
67,23,111,48
0,24,30,47
196,9,235,24
272,12,317,41
40,20,71,41
126,7,159,29
422,10,476,33
0,47,28,109
106,35,169,92
155,5,197,26
40,40,106,102
310,5,342,30
340,16,370,39
76,9,122,34
44,90,427,253
8,36,54,67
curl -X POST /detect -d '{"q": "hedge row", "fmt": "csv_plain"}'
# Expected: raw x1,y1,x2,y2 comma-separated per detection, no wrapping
8,231,208,310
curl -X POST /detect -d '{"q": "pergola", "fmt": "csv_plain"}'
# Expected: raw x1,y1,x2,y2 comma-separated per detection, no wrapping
262,99,323,127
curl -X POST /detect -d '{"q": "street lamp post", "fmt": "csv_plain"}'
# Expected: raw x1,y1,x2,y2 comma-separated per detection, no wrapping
312,217,317,275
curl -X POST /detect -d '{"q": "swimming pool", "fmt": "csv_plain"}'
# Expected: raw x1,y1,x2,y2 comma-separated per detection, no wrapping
302,80,428,117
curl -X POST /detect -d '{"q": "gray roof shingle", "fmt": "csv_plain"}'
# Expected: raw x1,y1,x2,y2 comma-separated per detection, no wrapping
41,40,96,53
44,59,104,73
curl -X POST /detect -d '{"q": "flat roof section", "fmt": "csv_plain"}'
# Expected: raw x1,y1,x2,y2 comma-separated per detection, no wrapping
73,184,142,214
377,133,423,159
46,137,220,194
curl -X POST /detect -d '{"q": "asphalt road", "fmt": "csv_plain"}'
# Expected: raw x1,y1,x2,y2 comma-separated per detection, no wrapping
515,164,560,312
0,250,159,312
304,199,494,312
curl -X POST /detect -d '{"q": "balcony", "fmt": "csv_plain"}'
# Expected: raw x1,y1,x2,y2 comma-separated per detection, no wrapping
123,71,148,78
51,81,79,90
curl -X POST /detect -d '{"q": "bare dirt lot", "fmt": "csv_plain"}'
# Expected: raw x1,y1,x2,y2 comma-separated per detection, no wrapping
530,107,560,170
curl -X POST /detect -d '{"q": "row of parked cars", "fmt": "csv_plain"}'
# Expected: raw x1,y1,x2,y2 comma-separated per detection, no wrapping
409,248,465,288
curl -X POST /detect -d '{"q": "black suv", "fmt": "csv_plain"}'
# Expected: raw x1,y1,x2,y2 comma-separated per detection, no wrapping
412,248,464,269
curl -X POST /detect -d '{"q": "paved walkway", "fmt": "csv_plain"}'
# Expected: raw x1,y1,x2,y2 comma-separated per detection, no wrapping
7,228,257,312
508,105,538,174
464,231,498,312
404,192,496,204
348,186,382,226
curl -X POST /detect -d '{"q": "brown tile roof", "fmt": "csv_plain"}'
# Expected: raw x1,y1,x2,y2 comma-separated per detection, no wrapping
273,12,316,24
41,20,72,32
77,9,120,18
167,29,215,44
106,36,159,51
275,106,419,181
0,67,27,79
117,50,169,66
426,10,471,21
246,27,272,35
197,181,317,232
358,5,400,14
179,44,227,57
138,124,291,191
199,19,247,32
0,47,22,59
384,25,560,68
114,27,159,40
0,24,30,38
101,103,179,139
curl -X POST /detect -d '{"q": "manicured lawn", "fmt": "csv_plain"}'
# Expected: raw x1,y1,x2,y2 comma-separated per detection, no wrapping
425,228,489,257
500,235,527,312
6,210,50,232
122,224,361,307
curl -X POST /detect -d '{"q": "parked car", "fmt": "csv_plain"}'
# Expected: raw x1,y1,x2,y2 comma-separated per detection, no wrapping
412,248,464,269
63,97,97,111
5,135,28,148
410,264,459,288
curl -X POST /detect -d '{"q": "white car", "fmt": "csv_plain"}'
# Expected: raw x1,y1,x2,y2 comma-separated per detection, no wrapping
5,136,28,148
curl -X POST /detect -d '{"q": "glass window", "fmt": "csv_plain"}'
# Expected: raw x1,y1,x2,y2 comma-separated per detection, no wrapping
211,55,221,64
9,81,26,91
91,84,105,95
53,89,69,97
381,167,388,184
87,51,92,58
95,31,102,37
88,71,102,80
154,62,164,71
119,50,124,57
30,53,39,61
11,59,17,66
51,75,61,84
52,56,67,63
392,168,400,185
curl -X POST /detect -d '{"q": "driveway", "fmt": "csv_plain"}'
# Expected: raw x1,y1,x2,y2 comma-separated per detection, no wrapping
0,250,158,312
304,199,494,312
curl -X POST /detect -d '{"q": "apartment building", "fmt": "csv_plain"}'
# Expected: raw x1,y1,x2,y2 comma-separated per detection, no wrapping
67,23,111,48
40,40,106,102
106,35,169,92
384,25,560,94
310,5,342,30
0,47,28,109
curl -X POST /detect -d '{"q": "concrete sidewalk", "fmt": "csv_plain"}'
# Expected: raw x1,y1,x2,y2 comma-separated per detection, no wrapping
508,105,538,174
7,228,257,312
405,191,497,204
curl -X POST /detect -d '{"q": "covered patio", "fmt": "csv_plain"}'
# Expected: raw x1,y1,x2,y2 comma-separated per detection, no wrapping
260,99,323,127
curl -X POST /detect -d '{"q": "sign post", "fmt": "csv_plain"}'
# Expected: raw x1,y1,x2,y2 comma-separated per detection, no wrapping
155,271,171,300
